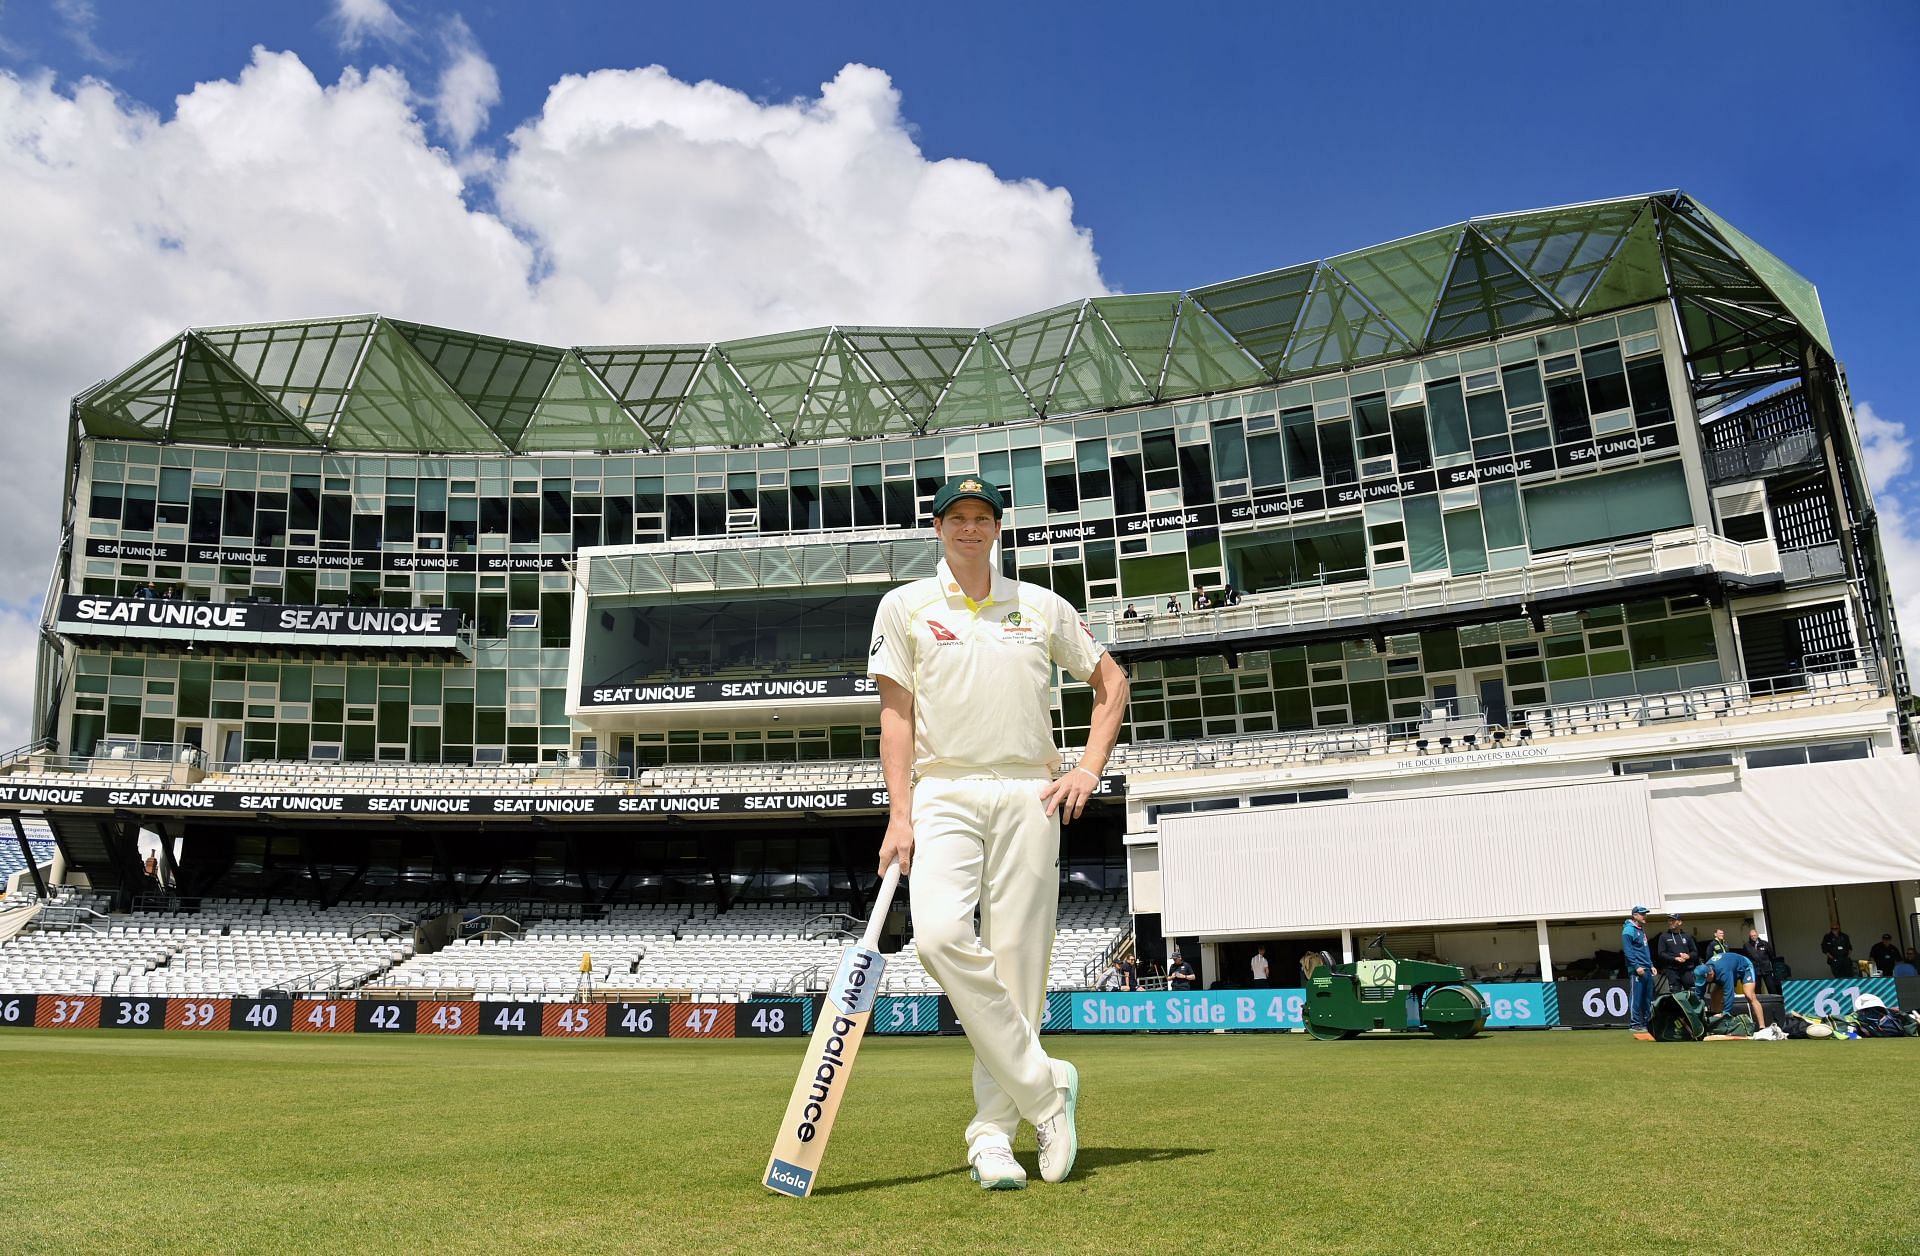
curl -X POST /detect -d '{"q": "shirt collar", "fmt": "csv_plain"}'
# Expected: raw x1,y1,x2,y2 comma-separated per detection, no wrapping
936,558,1017,610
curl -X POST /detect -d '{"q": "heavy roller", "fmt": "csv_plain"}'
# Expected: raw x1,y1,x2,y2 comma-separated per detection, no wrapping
1302,934,1488,1040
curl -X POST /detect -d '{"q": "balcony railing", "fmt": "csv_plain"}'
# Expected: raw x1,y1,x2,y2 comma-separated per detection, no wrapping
1093,528,1780,650
1109,654,1883,776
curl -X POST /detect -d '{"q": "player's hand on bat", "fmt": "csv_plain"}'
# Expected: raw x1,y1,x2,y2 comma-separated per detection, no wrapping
877,816,913,876
1039,766,1098,824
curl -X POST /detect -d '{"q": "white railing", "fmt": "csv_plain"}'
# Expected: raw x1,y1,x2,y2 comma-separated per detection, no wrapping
1092,528,1780,646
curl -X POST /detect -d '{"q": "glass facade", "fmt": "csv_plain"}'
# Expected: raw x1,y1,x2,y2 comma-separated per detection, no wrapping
61,303,1729,765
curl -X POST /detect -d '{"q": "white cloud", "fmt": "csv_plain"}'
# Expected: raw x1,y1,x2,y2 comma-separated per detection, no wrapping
1856,399,1920,658
51,0,120,68
330,0,411,52
0,604,38,750
0,48,1109,743
1855,400,1910,495
496,63,1105,342
432,15,497,149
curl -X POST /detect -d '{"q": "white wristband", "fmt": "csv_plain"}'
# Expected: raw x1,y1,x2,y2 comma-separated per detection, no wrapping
1069,766,1098,782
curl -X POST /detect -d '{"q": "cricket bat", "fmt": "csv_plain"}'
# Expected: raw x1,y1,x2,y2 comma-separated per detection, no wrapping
762,860,901,1197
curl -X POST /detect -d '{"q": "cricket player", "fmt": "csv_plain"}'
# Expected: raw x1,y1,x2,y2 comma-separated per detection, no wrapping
868,476,1128,1190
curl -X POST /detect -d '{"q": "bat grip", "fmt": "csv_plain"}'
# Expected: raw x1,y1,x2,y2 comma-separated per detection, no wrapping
859,860,901,951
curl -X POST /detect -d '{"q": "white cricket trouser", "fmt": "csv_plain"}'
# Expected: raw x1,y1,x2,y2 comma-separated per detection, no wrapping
909,764,1064,1157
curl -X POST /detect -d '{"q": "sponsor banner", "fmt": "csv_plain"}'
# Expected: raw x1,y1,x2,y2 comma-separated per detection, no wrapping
1190,441,1686,534
1013,519,1117,548
84,538,188,563
165,998,231,1031
669,1003,735,1038
1437,452,1552,490
1223,488,1328,526
542,1004,606,1037
734,1000,809,1038
1781,977,1901,1017
1553,425,1680,473
606,1003,671,1037
57,595,465,644
83,538,569,575
228,998,292,1031
35,995,100,1028
1070,990,1306,1032
0,993,38,1028
871,994,940,1035
293,999,355,1033
0,777,1122,820
477,1002,542,1036
1556,980,1633,1029
355,999,416,1033
1471,983,1553,1028
289,551,377,570
581,674,877,708
1327,471,1441,511
99,996,166,1030
1043,990,1075,1033
418,1001,479,1035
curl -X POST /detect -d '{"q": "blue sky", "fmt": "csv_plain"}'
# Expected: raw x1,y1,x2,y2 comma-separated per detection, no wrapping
0,0,1915,745
6,1,1914,400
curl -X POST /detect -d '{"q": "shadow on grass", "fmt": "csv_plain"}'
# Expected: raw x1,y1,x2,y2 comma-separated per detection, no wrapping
815,1146,1211,1195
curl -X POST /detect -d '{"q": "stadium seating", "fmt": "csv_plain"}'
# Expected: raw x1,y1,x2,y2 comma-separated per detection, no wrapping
0,898,424,996
0,816,56,884
367,896,1132,1001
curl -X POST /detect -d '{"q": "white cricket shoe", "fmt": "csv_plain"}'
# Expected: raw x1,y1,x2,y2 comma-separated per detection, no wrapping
969,1144,1027,1191
1035,1059,1080,1183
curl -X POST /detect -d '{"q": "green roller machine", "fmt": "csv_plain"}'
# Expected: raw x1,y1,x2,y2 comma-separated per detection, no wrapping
1302,935,1488,1040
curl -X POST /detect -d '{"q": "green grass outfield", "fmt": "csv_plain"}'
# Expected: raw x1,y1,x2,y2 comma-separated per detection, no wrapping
1,1030,1916,1254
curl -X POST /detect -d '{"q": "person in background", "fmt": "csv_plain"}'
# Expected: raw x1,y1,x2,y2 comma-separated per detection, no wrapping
1695,953,1766,1028
1121,603,1138,620
136,580,158,599
1821,924,1855,978
1192,589,1211,611
1708,927,1729,958
1742,927,1780,995
1250,944,1270,986
1165,596,1181,616
1621,905,1655,1034
1168,954,1198,991
1655,914,1698,995
1869,933,1901,977
1117,955,1138,991
1894,948,1919,978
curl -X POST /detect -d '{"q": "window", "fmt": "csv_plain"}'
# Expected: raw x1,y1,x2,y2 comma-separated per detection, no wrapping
1523,462,1691,552
1426,380,1469,458
1614,752,1734,775
1746,741,1869,769
1281,407,1319,479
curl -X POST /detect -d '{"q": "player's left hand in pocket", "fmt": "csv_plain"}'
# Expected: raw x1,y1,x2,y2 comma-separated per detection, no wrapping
1039,767,1097,823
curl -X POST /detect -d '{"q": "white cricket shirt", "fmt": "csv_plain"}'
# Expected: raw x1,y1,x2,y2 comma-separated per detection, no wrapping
867,558,1105,773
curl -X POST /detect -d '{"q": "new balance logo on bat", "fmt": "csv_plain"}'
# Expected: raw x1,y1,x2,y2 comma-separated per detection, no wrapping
794,1014,858,1142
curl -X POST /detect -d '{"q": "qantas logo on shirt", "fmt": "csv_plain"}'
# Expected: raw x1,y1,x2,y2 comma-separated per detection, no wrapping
927,620,959,642
1080,620,1095,640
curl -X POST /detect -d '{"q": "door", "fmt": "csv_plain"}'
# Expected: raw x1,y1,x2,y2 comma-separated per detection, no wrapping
1477,675,1509,728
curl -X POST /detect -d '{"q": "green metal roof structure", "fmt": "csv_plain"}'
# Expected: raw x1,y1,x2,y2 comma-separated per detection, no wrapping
74,192,1834,454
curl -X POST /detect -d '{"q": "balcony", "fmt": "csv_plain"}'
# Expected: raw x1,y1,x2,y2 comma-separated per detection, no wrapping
1094,528,1781,661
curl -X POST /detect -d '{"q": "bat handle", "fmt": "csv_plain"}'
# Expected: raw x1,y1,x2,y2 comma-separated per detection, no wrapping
859,860,902,951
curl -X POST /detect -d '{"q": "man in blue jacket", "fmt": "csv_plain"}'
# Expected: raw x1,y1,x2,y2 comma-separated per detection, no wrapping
1621,905,1654,1033
1694,953,1766,1028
